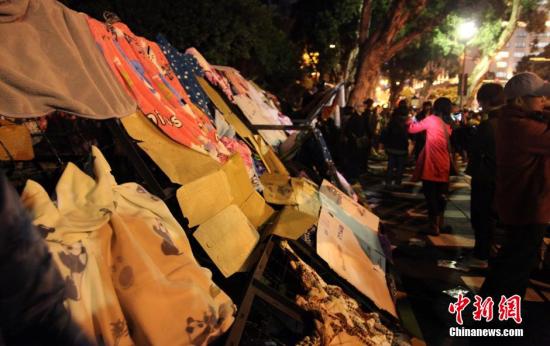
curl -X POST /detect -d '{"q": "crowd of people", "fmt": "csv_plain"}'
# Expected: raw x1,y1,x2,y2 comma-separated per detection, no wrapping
314,72,549,309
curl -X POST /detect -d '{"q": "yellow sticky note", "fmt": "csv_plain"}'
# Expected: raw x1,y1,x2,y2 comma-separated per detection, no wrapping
176,170,233,227
194,205,259,277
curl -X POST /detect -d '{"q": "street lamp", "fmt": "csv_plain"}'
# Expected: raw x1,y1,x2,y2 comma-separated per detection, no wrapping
457,21,477,109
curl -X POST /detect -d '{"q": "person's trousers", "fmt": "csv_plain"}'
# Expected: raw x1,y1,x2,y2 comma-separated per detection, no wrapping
480,224,546,300
422,180,448,218
386,154,407,185
470,179,497,260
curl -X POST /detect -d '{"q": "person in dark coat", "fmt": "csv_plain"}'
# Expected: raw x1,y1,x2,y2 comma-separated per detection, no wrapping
361,98,377,170
480,72,550,302
343,101,372,181
0,172,91,346
463,83,505,269
381,104,409,188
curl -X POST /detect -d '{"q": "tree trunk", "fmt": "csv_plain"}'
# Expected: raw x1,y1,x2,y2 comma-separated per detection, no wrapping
465,0,521,106
343,46,359,84
349,48,385,106
348,0,431,107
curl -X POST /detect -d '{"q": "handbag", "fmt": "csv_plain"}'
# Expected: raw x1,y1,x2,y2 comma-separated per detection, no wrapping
441,119,460,176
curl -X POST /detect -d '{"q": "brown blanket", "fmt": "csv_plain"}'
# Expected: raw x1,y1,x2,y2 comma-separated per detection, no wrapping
0,0,136,119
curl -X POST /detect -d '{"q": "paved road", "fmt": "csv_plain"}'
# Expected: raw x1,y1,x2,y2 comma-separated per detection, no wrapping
355,159,550,346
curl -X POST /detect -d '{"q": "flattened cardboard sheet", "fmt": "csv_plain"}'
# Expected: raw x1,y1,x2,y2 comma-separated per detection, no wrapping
177,154,271,229
292,178,321,216
260,173,294,205
121,113,220,185
319,180,385,270
0,120,34,161
194,205,259,277
271,205,317,240
320,180,379,232
240,191,275,228
176,170,233,227
316,208,397,317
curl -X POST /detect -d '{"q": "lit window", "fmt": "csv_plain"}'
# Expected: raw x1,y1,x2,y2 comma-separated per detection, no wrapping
497,61,508,68
496,71,507,78
513,51,525,58
497,51,509,59
515,41,526,48
545,20,550,28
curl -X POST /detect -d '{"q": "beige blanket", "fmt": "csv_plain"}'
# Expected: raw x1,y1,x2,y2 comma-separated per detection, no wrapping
21,146,235,345
0,0,136,118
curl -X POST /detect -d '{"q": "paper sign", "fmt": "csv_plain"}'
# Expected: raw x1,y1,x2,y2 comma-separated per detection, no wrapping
319,180,379,232
194,205,259,277
319,180,385,270
176,170,233,227
316,208,397,317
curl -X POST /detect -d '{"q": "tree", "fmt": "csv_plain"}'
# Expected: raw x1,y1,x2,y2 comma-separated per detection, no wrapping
289,0,362,81
348,0,461,106
384,36,454,106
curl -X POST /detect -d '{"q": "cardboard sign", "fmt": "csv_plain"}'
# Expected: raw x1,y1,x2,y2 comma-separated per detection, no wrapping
317,208,397,317
194,205,259,277
319,180,385,270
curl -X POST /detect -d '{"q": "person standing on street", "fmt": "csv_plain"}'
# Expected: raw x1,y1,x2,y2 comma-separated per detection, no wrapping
408,97,453,235
361,98,377,171
463,83,505,269
344,102,371,181
381,105,409,189
480,72,550,301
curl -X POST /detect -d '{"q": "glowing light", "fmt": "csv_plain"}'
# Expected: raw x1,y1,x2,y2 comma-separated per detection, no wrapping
329,44,336,49
457,21,477,41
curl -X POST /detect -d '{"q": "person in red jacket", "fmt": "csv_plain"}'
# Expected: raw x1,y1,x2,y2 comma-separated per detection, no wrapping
480,72,550,301
408,97,453,235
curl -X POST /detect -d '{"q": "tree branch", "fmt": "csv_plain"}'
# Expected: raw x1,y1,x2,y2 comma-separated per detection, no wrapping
386,25,431,58
358,0,373,45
